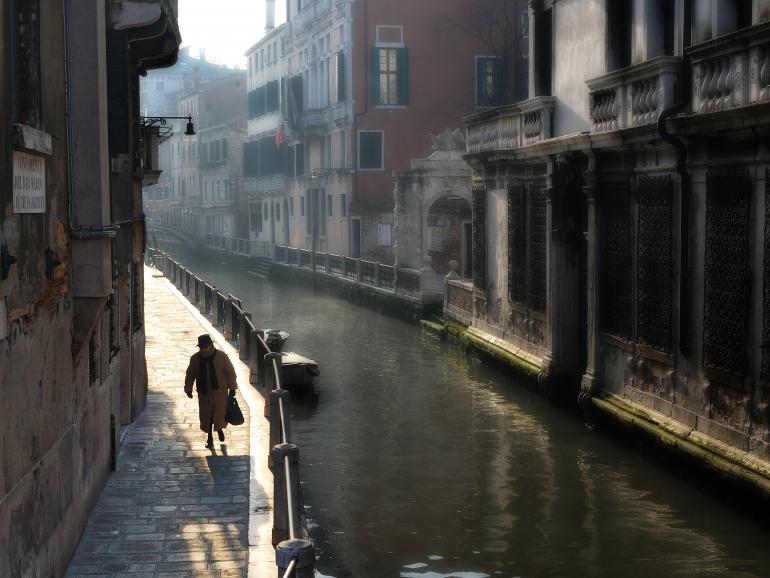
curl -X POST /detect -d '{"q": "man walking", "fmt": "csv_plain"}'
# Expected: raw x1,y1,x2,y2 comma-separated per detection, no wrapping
184,334,238,448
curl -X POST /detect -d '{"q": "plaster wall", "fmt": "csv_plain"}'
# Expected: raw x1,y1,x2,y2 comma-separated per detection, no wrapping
552,0,606,136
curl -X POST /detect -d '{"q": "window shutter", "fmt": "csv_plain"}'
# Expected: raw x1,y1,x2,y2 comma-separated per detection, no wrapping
371,47,381,105
397,48,409,106
337,50,346,103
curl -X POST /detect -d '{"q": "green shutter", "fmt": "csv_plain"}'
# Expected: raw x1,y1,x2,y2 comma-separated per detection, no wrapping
337,50,346,103
371,47,381,106
397,48,409,106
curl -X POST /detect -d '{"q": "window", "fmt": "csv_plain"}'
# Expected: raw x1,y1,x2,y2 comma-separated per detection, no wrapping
315,190,327,236
222,139,228,159
358,131,383,171
10,0,41,127
327,194,333,217
607,0,632,71
300,196,305,217
476,57,504,107
341,193,347,217
290,197,294,217
377,223,392,246
339,131,347,168
323,135,332,169
380,49,397,104
276,203,281,221
534,6,553,96
373,47,409,106
264,203,269,220
250,202,263,234
288,143,306,177
334,50,346,103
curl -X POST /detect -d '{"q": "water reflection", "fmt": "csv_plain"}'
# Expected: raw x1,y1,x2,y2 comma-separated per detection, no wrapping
159,244,770,578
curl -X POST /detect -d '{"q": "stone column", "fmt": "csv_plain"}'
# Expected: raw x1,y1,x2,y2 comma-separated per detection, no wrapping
541,160,560,387
580,159,600,396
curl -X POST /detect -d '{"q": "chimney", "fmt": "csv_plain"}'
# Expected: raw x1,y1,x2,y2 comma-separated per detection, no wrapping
265,0,275,32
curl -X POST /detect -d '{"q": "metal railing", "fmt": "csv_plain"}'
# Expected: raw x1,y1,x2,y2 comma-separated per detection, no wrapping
275,245,405,293
148,249,315,577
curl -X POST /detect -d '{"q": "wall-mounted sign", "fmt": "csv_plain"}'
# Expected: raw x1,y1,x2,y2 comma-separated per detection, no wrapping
13,150,46,214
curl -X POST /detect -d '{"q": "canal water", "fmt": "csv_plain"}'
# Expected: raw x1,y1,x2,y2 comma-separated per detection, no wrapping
158,245,770,578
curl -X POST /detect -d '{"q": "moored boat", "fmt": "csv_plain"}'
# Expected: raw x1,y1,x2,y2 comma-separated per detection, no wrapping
263,329,289,351
280,352,320,388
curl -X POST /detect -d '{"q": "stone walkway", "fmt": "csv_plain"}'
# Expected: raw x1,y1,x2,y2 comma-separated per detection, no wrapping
65,267,274,577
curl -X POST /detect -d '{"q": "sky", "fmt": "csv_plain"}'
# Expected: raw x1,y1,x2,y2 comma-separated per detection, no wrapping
177,0,287,69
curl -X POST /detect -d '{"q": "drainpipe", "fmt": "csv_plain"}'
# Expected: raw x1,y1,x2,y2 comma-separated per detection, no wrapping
63,0,118,240
656,5,692,358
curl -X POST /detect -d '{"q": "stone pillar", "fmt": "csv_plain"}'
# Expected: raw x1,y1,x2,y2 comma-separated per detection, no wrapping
542,160,560,386
444,260,460,312
581,159,600,396
271,443,301,546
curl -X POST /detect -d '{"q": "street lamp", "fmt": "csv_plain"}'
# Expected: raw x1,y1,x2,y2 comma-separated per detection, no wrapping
139,115,196,137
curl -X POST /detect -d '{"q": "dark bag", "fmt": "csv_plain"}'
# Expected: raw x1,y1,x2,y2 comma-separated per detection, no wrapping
225,390,245,426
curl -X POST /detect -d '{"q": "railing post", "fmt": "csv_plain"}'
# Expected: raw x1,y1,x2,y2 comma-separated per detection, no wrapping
356,259,362,282
375,263,381,287
276,538,314,578
239,314,251,361
325,253,331,274
223,298,233,339
271,443,302,547
249,329,263,385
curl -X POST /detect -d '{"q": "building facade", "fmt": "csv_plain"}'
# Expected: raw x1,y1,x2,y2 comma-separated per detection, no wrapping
244,18,292,247
0,1,180,576
141,50,232,237
198,73,247,245
464,0,770,465
244,0,528,261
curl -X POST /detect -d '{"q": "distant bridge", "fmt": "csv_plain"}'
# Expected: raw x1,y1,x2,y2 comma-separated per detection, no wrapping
146,222,203,250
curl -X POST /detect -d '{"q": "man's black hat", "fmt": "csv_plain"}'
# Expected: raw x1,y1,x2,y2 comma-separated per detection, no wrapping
197,334,213,348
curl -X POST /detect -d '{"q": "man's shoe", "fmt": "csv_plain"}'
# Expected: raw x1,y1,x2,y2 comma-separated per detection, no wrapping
217,430,225,442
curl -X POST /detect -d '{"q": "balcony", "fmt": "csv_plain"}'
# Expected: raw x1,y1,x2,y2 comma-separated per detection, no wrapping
245,174,287,195
586,56,681,133
465,97,555,154
298,108,327,131
688,21,770,113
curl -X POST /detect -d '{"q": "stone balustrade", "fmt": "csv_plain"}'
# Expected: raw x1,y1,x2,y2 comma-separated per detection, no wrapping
465,97,555,154
587,56,681,133
688,22,770,113
245,174,286,195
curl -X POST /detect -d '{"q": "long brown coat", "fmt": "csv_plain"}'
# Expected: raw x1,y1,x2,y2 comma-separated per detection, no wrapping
184,349,238,432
